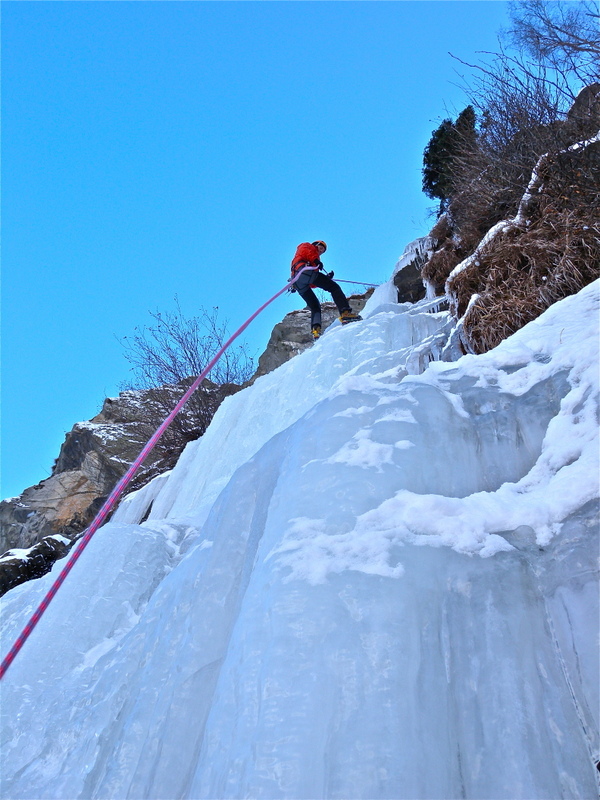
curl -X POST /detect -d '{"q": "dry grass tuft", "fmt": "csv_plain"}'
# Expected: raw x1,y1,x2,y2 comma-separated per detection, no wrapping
453,209,599,353
429,214,453,244
422,246,464,293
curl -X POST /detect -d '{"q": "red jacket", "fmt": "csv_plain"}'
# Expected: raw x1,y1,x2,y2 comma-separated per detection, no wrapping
291,242,323,277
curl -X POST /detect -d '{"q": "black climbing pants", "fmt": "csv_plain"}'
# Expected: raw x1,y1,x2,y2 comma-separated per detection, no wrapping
294,270,350,329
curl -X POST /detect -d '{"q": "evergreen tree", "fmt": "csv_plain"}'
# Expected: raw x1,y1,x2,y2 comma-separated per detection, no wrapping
422,106,477,213
454,105,477,150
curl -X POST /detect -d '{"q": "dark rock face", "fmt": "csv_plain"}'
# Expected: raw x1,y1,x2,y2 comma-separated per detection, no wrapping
394,265,426,303
0,535,71,597
393,242,430,303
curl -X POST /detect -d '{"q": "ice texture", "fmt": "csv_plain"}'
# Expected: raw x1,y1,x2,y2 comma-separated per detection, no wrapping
1,275,598,800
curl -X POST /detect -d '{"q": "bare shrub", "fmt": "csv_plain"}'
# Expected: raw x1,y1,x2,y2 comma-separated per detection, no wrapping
122,299,254,389
447,79,576,249
119,300,255,478
441,2,599,264
506,0,600,89
417,2,600,353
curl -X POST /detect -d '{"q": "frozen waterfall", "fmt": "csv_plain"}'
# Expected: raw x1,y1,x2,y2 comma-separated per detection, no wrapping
1,274,598,800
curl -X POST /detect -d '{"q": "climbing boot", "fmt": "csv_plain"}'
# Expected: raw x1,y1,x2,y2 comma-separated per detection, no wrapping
311,325,322,341
339,309,362,325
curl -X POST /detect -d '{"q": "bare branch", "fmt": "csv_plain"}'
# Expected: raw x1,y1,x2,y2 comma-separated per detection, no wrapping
118,301,255,467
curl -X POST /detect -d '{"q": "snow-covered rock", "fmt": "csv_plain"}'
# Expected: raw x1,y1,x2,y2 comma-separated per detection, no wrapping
252,292,372,380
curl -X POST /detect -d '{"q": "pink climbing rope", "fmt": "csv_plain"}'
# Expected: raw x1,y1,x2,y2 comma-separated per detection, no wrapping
337,279,379,287
0,267,318,680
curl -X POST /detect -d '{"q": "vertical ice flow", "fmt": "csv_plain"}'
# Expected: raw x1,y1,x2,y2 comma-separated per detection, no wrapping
1,269,598,800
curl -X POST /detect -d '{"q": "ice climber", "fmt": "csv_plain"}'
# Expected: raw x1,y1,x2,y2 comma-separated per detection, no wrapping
290,240,361,340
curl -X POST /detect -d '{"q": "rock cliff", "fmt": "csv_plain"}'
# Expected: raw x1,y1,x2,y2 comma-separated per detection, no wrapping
0,380,239,594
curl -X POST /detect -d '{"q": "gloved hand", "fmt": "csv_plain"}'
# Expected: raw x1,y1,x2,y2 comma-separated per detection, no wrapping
326,270,335,279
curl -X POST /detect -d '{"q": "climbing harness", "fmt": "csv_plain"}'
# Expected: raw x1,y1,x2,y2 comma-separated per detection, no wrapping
0,266,320,680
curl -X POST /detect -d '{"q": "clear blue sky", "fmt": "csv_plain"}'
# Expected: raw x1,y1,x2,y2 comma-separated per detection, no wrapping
1,0,512,500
